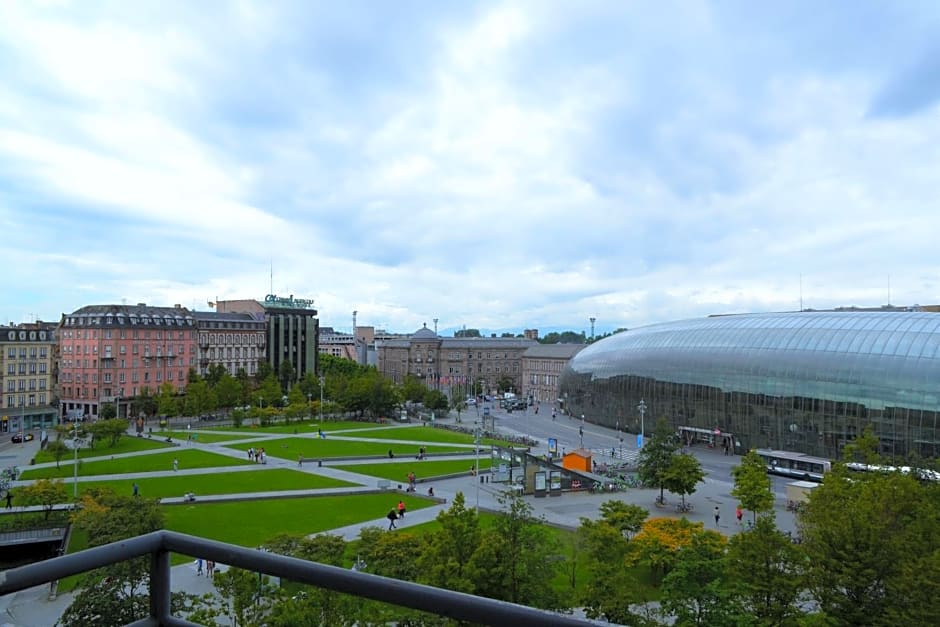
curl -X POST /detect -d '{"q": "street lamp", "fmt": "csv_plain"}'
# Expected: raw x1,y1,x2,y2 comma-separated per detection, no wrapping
637,399,647,448
474,422,481,511
318,375,324,425
72,421,81,498
307,393,312,421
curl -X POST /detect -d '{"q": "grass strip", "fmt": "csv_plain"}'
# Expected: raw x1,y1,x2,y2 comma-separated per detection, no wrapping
333,458,493,481
223,437,469,461
33,436,172,464
19,449,249,480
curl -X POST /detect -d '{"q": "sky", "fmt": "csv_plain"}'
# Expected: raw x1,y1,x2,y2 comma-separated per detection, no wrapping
2,1,939,337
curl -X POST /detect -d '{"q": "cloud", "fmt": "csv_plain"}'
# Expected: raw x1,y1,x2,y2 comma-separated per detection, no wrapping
1,1,939,336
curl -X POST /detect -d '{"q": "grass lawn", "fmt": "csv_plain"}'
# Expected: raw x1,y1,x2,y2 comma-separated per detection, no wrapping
334,458,493,481
344,425,523,448
157,430,247,444
224,437,470,461
19,449,250,480
76,468,361,499
207,420,386,434
33,436,172,464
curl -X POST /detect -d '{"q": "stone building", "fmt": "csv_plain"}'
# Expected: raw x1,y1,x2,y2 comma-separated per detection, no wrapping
1,322,58,432
521,343,584,405
193,311,267,377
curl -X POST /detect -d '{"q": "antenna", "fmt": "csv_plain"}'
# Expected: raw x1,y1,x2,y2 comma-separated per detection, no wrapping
270,260,274,295
433,318,438,335
799,274,803,312
590,316,596,339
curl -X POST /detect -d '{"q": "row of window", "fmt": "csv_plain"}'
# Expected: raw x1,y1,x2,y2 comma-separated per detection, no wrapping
205,347,259,359
63,328,194,340
529,374,559,386
63,343,189,356
6,363,48,375
6,379,48,392
64,315,194,327
200,333,264,345
61,368,187,384
60,357,193,369
5,347,50,359
4,330,50,341
4,393,47,407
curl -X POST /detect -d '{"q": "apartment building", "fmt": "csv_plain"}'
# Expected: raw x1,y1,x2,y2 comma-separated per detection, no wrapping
57,304,198,420
0,322,58,432
194,311,267,377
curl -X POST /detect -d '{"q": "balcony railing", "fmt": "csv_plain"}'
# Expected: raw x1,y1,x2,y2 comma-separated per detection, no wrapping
0,530,593,627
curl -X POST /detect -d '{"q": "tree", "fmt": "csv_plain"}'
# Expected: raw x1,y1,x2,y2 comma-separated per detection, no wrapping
204,363,228,387
258,374,282,408
278,359,296,392
659,534,741,626
637,417,681,504
19,479,68,519
213,373,242,409
497,376,514,393
130,388,157,419
214,567,277,627
454,328,481,338
662,453,705,511
798,466,940,626
156,382,178,416
731,449,775,523
45,439,70,468
401,375,426,403
184,377,215,417
842,424,881,465
598,500,648,539
468,490,565,610
423,389,449,411
255,360,274,384
726,515,806,624
99,403,117,420
85,419,128,449
539,331,586,344
417,492,480,593
632,517,724,580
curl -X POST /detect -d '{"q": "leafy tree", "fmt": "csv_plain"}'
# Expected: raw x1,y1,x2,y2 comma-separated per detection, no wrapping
99,403,117,420
64,488,165,624
214,566,277,627
130,387,157,418
255,360,274,383
539,331,586,344
468,490,565,610
842,424,881,465
726,515,806,624
662,453,705,511
204,363,227,386
365,371,399,417
213,373,242,409
497,376,514,393
454,328,481,338
257,374,282,408
184,377,215,417
798,466,940,626
598,500,648,539
578,513,647,624
156,382,178,416
358,527,422,582
637,417,681,504
19,479,68,519
423,389,449,411
731,449,775,524
450,396,467,423
417,492,480,593
45,439,71,468
401,375,426,403
632,517,724,580
85,419,128,449
278,359,296,392
659,534,741,626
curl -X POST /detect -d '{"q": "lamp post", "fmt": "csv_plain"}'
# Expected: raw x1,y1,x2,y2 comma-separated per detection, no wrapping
307,393,312,421
318,375,324,425
72,421,80,499
637,399,647,448
474,422,481,511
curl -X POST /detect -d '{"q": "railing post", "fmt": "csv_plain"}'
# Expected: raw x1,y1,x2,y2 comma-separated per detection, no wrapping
150,544,171,623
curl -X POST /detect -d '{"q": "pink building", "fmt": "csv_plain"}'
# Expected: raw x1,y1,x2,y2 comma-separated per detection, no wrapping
58,304,197,420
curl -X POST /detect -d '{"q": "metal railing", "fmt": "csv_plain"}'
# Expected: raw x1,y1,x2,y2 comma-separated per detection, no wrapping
0,530,595,626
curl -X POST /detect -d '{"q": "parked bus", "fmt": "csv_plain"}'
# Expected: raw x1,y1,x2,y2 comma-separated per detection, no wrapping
755,449,832,482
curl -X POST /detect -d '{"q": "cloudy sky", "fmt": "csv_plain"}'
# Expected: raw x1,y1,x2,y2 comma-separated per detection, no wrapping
1,1,939,336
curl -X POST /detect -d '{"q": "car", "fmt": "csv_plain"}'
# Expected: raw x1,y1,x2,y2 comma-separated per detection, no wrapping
465,398,477,406
11,432,34,443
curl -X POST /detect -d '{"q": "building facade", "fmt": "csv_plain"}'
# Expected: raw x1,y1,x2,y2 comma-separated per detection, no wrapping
1,323,58,433
216,294,318,381
559,311,940,460
521,343,584,404
194,311,267,377
57,304,198,420
377,325,537,396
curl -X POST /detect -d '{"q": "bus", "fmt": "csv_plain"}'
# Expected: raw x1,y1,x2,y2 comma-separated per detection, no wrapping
755,449,832,482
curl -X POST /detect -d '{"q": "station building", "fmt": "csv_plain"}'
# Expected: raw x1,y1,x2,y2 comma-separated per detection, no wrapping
559,311,940,460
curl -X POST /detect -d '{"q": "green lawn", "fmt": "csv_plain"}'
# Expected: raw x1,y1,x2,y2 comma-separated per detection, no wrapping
334,458,493,481
75,468,360,499
19,449,250,480
163,493,436,548
157,430,248,444
223,437,470,461
33,435,172,464
208,420,387,434
343,425,516,447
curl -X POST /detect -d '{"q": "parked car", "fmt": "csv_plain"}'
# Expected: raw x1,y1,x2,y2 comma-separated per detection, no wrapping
465,398,477,406
11,432,34,443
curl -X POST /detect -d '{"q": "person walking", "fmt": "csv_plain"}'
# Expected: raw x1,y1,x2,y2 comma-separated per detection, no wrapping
714,506,721,528
552,408,556,421
196,558,204,576
736,506,743,525
133,483,139,497
398,500,406,520
4,490,12,509
386,508,398,530
173,458,179,472
207,560,215,579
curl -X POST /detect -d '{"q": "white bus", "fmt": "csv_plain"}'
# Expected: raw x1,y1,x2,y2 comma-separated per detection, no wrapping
755,449,832,482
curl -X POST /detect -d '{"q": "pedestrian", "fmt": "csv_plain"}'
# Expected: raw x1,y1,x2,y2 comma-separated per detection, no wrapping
427,486,434,497
387,508,398,530
552,408,556,421
260,448,266,464
5,490,12,509
398,500,406,519
736,506,743,525
207,560,215,579
133,483,139,497
407,471,416,490
173,458,179,472
388,449,395,459
714,506,721,527
196,558,204,576
248,448,254,462
318,428,325,439
298,454,304,467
